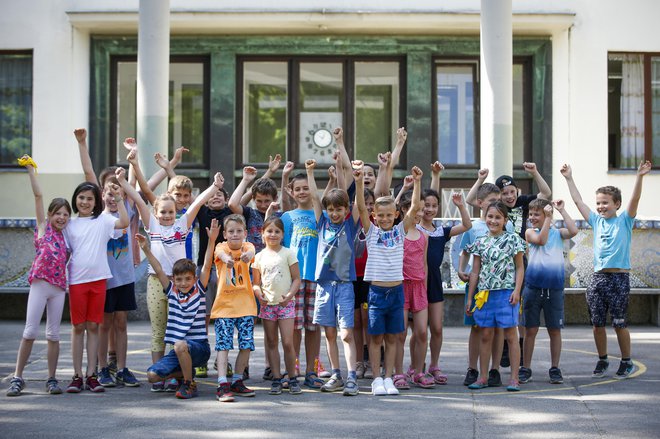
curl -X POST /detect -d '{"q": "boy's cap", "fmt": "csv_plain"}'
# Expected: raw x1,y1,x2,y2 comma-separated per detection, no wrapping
495,175,517,189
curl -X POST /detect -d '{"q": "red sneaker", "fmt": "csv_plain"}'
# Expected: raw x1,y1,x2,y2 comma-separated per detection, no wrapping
216,382,235,402
66,375,83,393
229,379,255,397
85,374,105,393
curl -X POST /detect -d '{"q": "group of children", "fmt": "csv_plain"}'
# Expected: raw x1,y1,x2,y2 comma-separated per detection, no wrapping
6,125,652,400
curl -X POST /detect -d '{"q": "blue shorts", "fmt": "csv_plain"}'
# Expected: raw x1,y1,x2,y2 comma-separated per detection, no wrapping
522,286,564,329
147,339,211,378
313,280,355,329
473,289,519,328
214,316,255,351
367,284,404,336
464,284,477,326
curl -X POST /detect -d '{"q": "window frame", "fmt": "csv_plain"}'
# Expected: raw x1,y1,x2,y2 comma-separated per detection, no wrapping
0,50,33,168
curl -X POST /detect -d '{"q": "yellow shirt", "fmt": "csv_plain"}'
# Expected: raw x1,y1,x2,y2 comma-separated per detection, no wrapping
210,242,257,319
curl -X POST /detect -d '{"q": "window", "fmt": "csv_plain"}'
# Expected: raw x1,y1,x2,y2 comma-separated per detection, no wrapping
434,59,529,166
113,56,209,166
0,52,32,166
239,58,402,165
608,53,660,169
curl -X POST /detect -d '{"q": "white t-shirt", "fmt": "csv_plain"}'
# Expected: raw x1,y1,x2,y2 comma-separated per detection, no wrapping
145,213,191,276
64,214,118,285
363,222,405,283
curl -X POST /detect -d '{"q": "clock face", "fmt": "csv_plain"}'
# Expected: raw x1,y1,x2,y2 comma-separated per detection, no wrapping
313,129,333,148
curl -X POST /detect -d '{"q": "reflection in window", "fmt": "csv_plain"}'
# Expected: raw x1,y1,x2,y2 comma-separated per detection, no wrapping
0,53,32,165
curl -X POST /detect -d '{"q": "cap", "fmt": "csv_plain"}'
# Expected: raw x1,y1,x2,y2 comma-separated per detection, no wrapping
495,175,516,189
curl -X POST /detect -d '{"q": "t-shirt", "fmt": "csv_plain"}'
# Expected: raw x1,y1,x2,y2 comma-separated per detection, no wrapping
196,205,232,267
315,213,358,282
281,209,318,281
458,219,514,273
464,232,527,291
211,242,257,318
588,210,635,272
145,213,190,277
242,205,266,254
64,214,118,285
525,227,565,289
106,202,136,289
363,222,405,283
253,246,298,305
508,194,537,238
29,223,68,290
163,279,207,344
177,207,196,260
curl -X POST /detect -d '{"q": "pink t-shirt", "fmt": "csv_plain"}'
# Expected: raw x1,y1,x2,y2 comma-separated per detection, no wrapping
28,223,68,290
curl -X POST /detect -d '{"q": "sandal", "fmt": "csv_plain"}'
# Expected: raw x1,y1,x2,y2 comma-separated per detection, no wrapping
413,372,436,389
506,380,520,392
468,379,488,390
303,372,324,389
392,374,410,390
428,366,448,385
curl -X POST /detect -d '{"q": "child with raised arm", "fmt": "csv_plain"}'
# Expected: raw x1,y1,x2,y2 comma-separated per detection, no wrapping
306,159,361,396
520,199,577,385
561,160,651,379
7,157,71,397
139,218,218,400
356,161,422,396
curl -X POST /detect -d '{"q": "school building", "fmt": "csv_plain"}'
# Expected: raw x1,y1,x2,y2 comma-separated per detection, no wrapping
0,0,658,321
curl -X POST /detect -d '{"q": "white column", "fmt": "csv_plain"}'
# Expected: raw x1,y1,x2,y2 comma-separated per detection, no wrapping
137,0,170,191
480,0,513,178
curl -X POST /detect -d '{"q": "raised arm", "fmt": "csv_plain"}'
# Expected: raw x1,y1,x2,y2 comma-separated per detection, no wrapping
186,172,224,228
305,159,323,222
199,219,219,288
465,168,488,208
228,166,257,214
332,150,347,191
321,165,338,202
240,154,282,206
560,164,591,221
20,156,46,233
390,127,407,169
430,161,444,193
127,149,156,206
449,192,473,237
353,161,371,234
154,152,177,180
403,166,423,233
394,175,413,206
116,167,151,227
627,160,652,218
523,162,552,200
525,204,553,246
373,151,392,198
146,145,188,191
553,199,578,239
74,128,99,186
106,182,129,230
281,161,295,212
332,127,353,187
135,234,169,289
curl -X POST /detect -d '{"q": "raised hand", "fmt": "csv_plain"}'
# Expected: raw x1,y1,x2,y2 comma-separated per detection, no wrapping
206,218,219,242
242,166,257,182
305,159,316,170
451,192,464,206
478,168,489,180
401,175,414,191
522,162,538,174
560,164,572,179
74,128,87,143
638,160,652,176
213,172,225,189
115,167,127,182
431,161,445,174
377,152,391,167
268,154,282,173
396,127,407,143
135,233,149,250
333,127,344,143
123,137,137,151
172,146,189,165
126,148,138,165
282,161,295,176
411,165,423,181
154,152,170,169
543,203,554,216
328,165,337,181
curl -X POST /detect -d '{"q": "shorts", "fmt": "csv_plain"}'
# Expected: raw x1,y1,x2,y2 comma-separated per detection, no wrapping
427,275,444,304
463,284,477,326
367,284,405,336
313,280,355,329
522,286,564,329
147,339,211,378
294,280,318,331
472,289,519,328
586,272,630,328
403,279,428,312
259,300,296,321
214,316,255,351
69,279,107,325
353,277,370,309
197,266,217,317
104,282,137,313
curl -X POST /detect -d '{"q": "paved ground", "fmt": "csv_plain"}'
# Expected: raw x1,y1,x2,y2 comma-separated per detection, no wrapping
1,321,659,438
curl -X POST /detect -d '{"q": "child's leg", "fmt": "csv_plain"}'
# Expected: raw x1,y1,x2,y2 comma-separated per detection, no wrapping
147,275,168,362
43,285,65,378
593,326,608,356
396,311,408,375
214,317,234,382
235,349,251,378
369,334,384,377
85,322,100,377
234,316,255,377
98,312,114,368
216,351,230,382
614,327,631,358
548,328,562,368
504,327,520,381
279,318,297,379
84,280,106,377
71,323,86,376
263,319,282,378
174,340,193,382
113,311,129,370
354,307,364,364
303,281,320,374
340,328,357,374
408,319,415,371
491,328,505,371
428,301,444,368
468,326,480,370
324,327,340,371
478,327,494,379
412,308,429,374
523,327,539,368
15,280,51,377
384,333,398,378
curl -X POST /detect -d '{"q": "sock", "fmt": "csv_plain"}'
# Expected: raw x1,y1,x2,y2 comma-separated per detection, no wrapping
217,375,227,384
289,377,297,384
332,368,341,378
232,374,241,384
622,357,632,363
348,370,357,381
599,355,608,361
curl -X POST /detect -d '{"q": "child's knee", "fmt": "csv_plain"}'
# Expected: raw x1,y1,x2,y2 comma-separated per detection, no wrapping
340,328,354,344
147,371,162,383
174,340,189,354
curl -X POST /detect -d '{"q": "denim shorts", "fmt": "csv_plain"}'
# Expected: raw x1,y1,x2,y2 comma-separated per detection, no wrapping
367,284,404,335
522,286,564,329
214,316,255,351
473,289,519,328
147,339,211,379
313,280,355,329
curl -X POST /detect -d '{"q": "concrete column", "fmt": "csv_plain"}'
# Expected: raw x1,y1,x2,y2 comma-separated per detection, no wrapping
480,0,513,177
137,0,170,192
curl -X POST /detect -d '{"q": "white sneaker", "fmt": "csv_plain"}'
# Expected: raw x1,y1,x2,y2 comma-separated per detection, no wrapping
371,377,387,396
383,377,399,395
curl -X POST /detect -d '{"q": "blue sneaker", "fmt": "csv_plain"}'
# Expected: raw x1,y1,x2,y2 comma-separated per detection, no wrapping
98,367,116,387
614,361,634,379
115,368,140,387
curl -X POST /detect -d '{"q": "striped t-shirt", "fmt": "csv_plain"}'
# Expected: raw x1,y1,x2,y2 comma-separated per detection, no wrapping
363,222,405,283
163,279,207,344
146,213,191,276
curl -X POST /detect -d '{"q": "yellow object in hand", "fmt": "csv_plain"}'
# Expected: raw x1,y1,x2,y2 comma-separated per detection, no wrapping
17,155,38,172
472,290,489,313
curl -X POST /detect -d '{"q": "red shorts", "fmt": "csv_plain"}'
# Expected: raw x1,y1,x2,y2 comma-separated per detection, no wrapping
403,279,428,313
69,279,107,325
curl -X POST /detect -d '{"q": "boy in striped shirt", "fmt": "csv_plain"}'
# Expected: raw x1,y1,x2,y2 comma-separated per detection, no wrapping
139,219,219,399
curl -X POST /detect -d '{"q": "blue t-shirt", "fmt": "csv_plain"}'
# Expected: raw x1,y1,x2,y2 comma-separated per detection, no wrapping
282,209,318,281
588,210,634,271
525,227,565,289
106,201,136,289
315,213,357,282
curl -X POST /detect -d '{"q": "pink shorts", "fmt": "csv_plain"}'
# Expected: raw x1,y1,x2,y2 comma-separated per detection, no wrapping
403,279,428,313
259,300,296,321
69,279,107,325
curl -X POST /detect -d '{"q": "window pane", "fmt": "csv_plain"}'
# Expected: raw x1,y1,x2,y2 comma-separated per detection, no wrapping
116,61,206,165
0,53,32,164
512,64,524,163
299,62,343,164
652,56,660,164
354,62,399,163
243,62,287,164
436,65,476,165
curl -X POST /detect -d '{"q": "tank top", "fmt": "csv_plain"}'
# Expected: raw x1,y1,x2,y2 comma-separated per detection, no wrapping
28,223,68,290
403,232,427,282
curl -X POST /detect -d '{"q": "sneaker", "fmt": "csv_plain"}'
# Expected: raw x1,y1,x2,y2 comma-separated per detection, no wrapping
500,340,510,368
46,377,62,395
315,357,331,378
150,381,165,392
487,369,502,387
506,380,520,392
85,374,105,393
364,361,374,379
518,367,532,384
242,366,250,381
383,377,399,395
230,379,255,397
468,379,488,390
592,359,609,378
195,366,208,378
98,367,116,387
549,367,564,384
263,367,274,381
165,378,180,392
371,377,387,396
463,368,479,386
343,378,359,396
6,377,25,397
321,374,344,392
288,379,302,395
614,360,635,380
115,368,140,387
216,382,235,402
269,380,283,395
356,361,366,379
226,363,234,378
175,380,198,399
66,375,84,393
413,372,436,389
